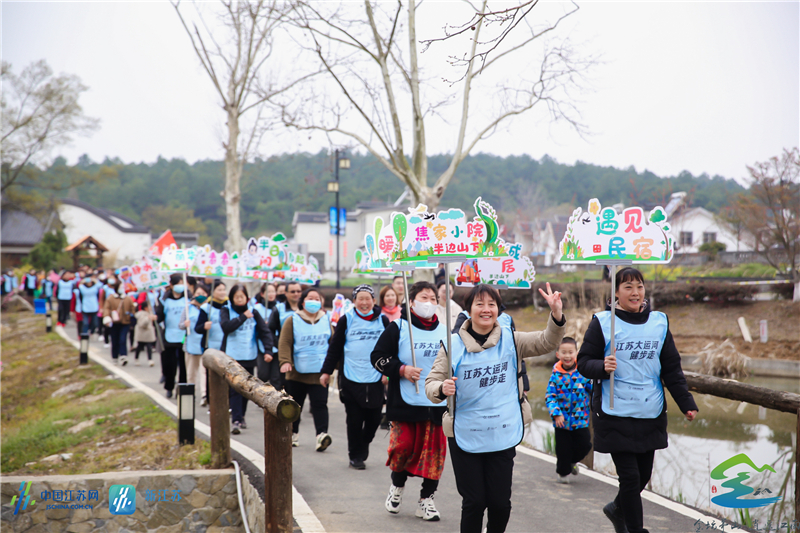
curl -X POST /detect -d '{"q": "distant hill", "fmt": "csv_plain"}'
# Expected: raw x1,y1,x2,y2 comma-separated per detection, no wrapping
47,152,744,248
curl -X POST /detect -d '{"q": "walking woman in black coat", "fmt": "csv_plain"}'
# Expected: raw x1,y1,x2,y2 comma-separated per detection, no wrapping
577,267,698,533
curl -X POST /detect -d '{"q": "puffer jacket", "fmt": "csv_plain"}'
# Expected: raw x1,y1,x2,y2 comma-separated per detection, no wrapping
545,361,592,430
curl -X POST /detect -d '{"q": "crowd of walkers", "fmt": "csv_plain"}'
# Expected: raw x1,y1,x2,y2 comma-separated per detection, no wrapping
28,263,697,533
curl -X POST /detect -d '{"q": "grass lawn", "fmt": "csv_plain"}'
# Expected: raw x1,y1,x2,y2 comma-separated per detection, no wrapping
1,312,211,475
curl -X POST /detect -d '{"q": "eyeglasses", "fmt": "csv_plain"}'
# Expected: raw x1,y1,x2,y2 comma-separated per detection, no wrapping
288,290,302,294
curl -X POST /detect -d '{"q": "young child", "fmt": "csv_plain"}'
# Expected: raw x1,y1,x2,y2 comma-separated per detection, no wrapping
134,299,157,366
546,336,592,484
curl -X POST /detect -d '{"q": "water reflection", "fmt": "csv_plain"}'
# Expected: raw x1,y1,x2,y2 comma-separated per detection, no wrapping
526,366,796,524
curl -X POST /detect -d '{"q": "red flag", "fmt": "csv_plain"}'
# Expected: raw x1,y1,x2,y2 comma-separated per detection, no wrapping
149,230,176,258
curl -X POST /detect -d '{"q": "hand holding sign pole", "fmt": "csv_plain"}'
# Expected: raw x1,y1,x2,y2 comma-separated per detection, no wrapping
557,199,674,410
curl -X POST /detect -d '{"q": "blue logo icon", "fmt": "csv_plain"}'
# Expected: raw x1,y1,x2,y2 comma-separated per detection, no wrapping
710,453,782,509
108,485,136,515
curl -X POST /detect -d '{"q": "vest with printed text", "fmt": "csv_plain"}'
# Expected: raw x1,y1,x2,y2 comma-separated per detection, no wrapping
163,296,187,344
292,313,331,374
343,309,384,383
225,303,257,361
596,310,668,419
396,318,447,407
452,327,523,453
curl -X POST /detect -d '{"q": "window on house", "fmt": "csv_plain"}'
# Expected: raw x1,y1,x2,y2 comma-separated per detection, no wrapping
680,232,693,246
703,232,717,244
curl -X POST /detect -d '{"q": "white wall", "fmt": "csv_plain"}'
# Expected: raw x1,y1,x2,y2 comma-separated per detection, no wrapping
58,204,151,265
670,208,753,253
294,221,361,272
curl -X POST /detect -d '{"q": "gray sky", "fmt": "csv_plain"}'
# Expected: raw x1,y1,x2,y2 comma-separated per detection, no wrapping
3,1,798,184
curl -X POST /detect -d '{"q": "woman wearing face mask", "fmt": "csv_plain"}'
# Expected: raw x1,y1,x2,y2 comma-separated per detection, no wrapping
370,281,448,522
195,281,228,407
102,282,136,366
180,283,210,398
77,274,103,337
425,283,566,533
156,274,189,399
577,268,698,533
278,287,333,451
320,285,389,469
220,284,273,434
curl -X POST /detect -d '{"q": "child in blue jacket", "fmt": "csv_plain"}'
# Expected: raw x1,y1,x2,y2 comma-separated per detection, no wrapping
546,336,592,484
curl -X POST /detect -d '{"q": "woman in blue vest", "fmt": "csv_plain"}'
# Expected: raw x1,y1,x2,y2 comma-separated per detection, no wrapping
426,283,566,533
268,281,302,391
320,284,389,469
220,284,273,434
77,273,103,336
278,287,333,451
195,280,228,407
577,268,698,533
180,282,210,401
370,281,448,522
43,271,55,311
156,274,189,399
254,282,280,389
24,269,38,299
1,270,18,299
55,272,75,326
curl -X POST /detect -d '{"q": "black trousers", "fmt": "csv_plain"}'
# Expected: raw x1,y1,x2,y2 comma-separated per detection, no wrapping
161,344,182,392
391,470,438,499
57,300,71,324
284,380,329,435
611,450,656,533
230,360,255,423
110,323,130,359
554,427,592,476
135,341,154,360
343,399,382,461
256,352,284,391
449,437,515,533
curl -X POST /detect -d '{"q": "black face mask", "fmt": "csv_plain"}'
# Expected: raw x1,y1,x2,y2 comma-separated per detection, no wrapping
231,303,249,315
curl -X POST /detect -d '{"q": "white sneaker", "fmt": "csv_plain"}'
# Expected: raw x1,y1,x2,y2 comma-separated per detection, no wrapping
291,433,299,447
103,343,110,348
134,360,140,366
415,495,440,521
557,474,570,484
315,432,332,452
385,485,403,514
120,356,128,366
149,361,154,367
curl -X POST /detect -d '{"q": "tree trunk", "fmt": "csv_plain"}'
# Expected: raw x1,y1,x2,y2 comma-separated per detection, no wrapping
224,104,244,252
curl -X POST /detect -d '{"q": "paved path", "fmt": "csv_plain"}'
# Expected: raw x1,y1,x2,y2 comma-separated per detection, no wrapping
62,323,717,533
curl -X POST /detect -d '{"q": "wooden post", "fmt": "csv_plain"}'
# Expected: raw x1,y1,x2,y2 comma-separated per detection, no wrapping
208,370,231,469
264,411,293,533
684,372,800,413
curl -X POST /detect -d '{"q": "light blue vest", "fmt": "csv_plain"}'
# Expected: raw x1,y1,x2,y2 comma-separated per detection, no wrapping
185,305,204,355
596,310,668,419
342,309,384,383
276,301,296,327
73,289,82,313
163,297,187,344
78,283,102,314
460,309,513,329
25,274,37,289
292,313,331,374
224,303,258,361
451,327,523,453
44,280,54,298
397,318,447,407
253,302,269,354
57,280,74,300
3,275,12,293
200,302,225,351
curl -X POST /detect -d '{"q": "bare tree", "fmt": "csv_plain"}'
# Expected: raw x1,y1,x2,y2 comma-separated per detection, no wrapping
729,148,800,301
173,0,315,251
1,60,99,194
283,0,592,213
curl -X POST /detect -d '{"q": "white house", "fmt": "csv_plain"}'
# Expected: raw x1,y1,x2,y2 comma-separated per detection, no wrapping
58,198,151,265
669,206,754,254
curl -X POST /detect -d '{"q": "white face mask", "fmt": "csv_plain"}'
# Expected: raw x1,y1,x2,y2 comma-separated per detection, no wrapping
412,300,437,319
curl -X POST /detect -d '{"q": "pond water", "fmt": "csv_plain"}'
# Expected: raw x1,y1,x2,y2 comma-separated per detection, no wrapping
525,366,797,526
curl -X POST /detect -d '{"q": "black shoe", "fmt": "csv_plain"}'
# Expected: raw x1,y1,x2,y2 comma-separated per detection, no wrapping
349,459,366,470
159,375,165,384
166,390,173,399
363,448,369,461
603,502,629,533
